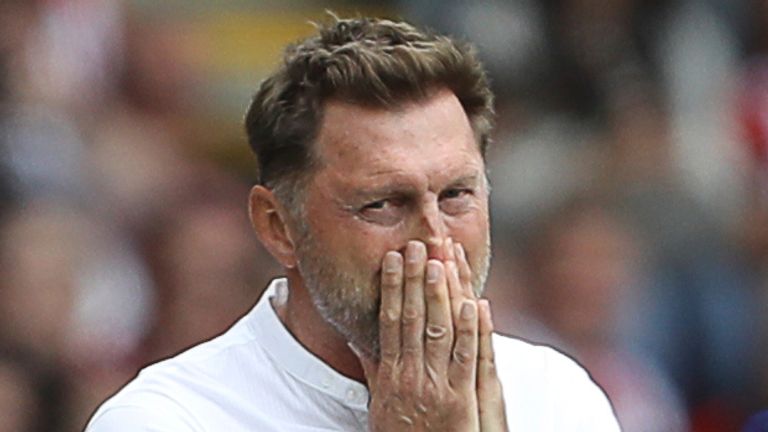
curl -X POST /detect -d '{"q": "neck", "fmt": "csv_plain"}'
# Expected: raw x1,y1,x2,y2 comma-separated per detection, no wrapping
274,270,366,383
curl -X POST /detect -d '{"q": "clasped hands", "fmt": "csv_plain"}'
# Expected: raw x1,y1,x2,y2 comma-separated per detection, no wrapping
353,239,508,431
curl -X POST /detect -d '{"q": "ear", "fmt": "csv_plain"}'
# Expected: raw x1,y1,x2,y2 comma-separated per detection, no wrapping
248,185,299,269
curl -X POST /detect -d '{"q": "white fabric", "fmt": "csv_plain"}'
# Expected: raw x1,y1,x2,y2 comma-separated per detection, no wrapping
86,278,620,431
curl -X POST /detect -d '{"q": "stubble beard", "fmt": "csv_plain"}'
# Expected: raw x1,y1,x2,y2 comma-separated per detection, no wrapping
295,229,492,361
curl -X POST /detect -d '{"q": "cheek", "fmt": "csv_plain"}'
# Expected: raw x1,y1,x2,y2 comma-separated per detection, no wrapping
445,211,489,255
356,229,397,268
320,219,407,273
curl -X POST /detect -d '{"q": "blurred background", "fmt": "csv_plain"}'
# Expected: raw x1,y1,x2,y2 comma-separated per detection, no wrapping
0,0,765,431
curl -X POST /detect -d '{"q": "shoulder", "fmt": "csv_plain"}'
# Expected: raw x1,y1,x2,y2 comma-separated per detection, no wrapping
493,333,592,381
492,334,621,431
85,394,203,432
86,317,270,431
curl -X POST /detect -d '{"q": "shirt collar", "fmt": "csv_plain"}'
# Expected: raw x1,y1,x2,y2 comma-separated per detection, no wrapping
245,278,369,411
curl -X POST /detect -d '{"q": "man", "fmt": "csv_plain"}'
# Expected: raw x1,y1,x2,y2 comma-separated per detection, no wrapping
86,16,620,431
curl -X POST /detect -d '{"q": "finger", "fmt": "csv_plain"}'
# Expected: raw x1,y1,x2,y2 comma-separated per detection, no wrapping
444,239,466,320
424,260,452,382
477,299,508,431
378,251,403,388
401,240,426,389
349,342,379,395
448,300,478,391
445,237,456,262
443,237,458,281
477,299,496,387
454,242,475,299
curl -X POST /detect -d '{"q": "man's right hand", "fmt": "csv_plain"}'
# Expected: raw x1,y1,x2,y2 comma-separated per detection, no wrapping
353,240,507,431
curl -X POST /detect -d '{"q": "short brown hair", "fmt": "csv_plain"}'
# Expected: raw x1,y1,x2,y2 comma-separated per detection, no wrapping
244,15,494,206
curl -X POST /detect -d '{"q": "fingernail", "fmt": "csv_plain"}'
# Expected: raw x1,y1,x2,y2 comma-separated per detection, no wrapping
478,299,490,315
479,299,494,330
455,243,465,261
460,300,475,319
383,251,401,273
426,260,440,283
407,241,423,263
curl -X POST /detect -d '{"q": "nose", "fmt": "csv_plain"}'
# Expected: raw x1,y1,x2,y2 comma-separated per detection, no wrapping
414,196,447,260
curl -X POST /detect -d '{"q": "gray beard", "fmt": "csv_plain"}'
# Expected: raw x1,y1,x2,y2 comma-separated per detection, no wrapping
295,231,491,361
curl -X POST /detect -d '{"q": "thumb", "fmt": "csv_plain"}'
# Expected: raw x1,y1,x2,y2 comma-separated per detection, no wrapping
348,342,378,393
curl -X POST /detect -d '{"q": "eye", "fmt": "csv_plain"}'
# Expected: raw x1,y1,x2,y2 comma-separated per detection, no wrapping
440,188,471,200
358,198,404,226
439,188,473,214
362,199,389,211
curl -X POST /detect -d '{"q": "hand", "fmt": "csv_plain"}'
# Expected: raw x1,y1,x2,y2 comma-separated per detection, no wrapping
445,239,508,432
355,240,480,431
353,240,508,431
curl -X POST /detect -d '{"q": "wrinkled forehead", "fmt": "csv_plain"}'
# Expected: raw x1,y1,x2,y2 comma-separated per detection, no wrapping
312,90,480,173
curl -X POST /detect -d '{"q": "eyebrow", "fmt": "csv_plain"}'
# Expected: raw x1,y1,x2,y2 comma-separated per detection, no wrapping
347,182,420,202
346,172,484,202
447,173,483,188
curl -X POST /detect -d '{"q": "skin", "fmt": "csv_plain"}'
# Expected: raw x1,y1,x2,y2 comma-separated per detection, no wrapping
249,89,507,430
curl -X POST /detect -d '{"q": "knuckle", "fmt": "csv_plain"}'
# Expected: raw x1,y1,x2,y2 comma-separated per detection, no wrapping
381,278,400,290
453,349,473,364
478,394,504,414
422,391,443,410
378,357,398,374
405,269,423,281
455,326,474,338
416,402,429,414
424,287,439,300
379,308,399,324
401,307,421,324
381,276,401,288
398,374,418,391
380,321,397,334
478,350,495,362
424,364,440,386
380,346,399,361
382,394,405,411
483,360,497,375
401,344,421,356
398,415,414,426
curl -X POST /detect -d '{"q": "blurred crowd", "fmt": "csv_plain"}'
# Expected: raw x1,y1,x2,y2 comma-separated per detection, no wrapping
0,1,765,431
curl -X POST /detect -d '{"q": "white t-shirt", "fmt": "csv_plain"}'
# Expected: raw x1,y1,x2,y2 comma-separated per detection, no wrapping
86,278,620,431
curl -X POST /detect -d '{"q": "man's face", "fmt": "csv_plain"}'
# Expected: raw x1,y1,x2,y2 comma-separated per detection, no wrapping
292,89,491,357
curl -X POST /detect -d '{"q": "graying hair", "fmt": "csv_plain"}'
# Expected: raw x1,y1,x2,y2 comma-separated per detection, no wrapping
244,15,494,213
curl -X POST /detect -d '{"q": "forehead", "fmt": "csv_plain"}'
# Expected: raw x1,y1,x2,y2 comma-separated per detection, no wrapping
313,90,482,183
